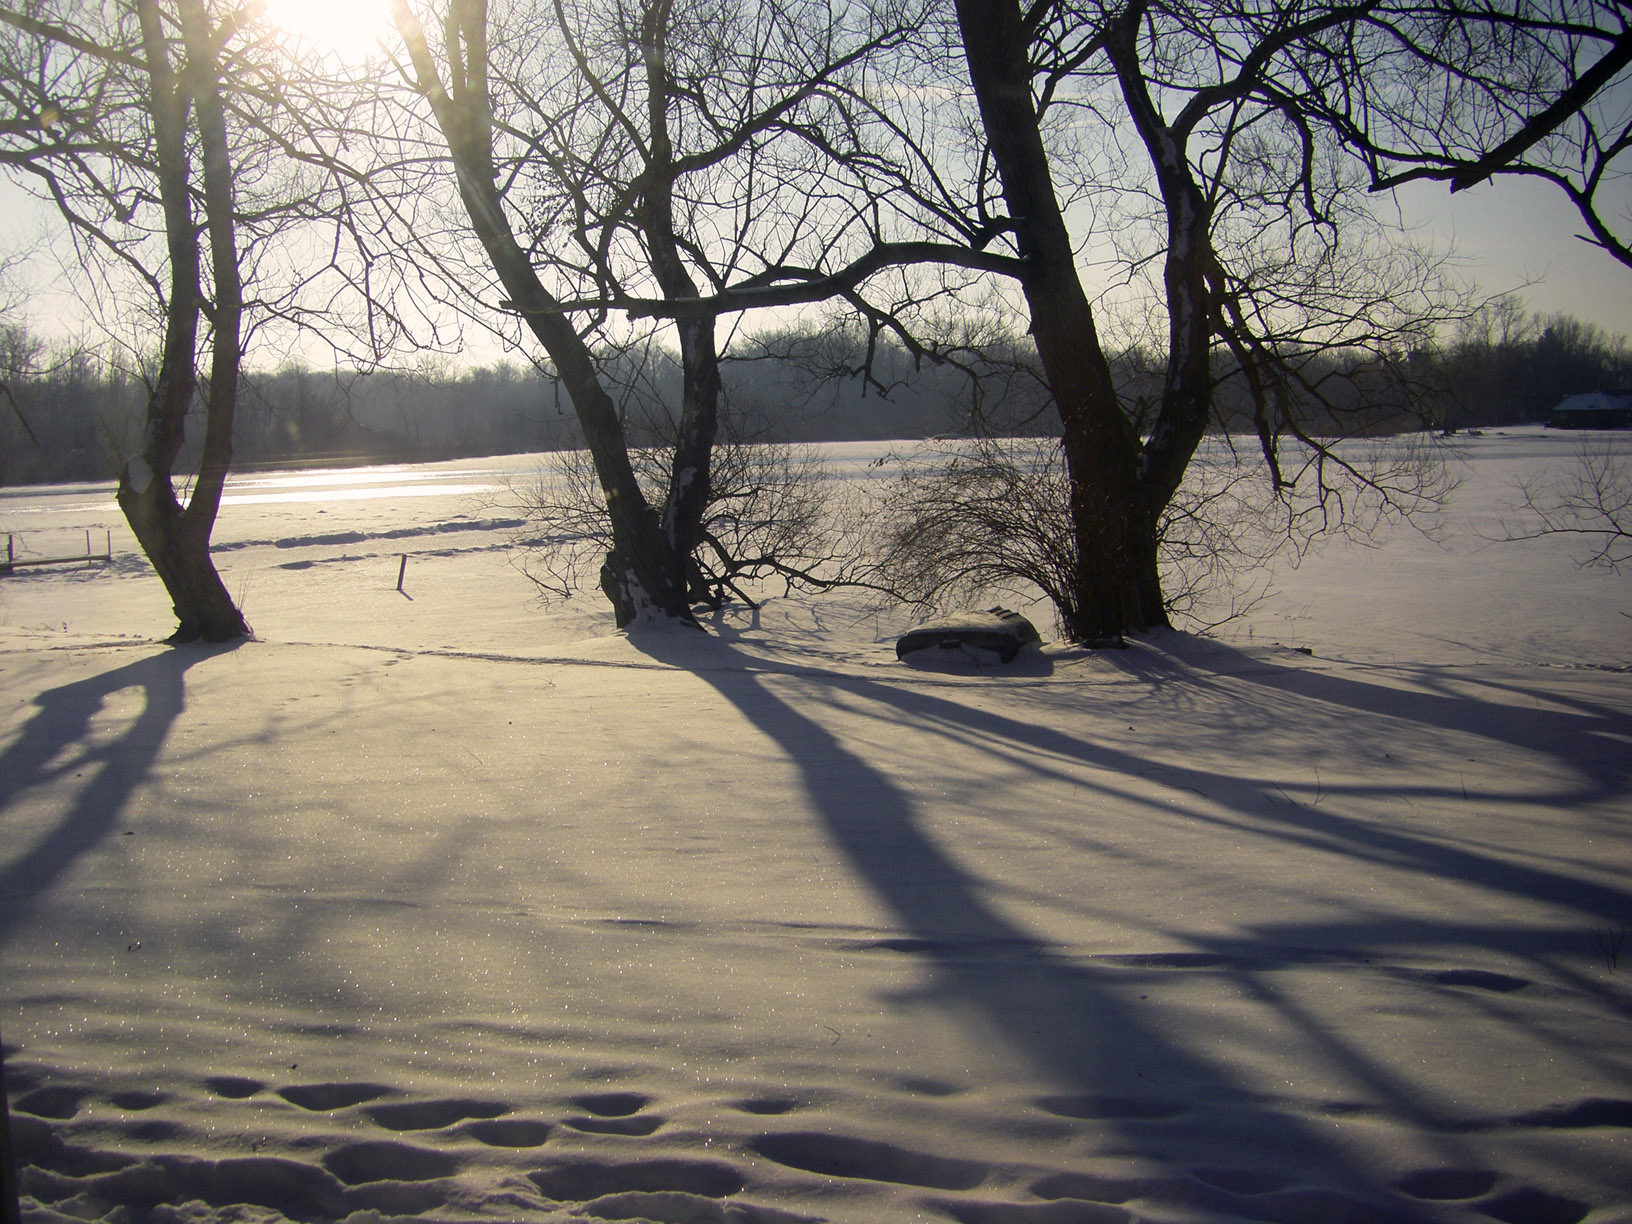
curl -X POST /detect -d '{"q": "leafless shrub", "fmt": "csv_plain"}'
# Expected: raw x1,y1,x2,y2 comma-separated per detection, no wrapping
507,403,882,610
873,436,1076,625
875,431,1457,636
874,436,1289,634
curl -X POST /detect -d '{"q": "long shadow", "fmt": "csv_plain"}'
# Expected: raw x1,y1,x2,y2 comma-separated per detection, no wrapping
0,645,228,942
631,632,1543,1215
1112,635,1632,804
771,639,1632,924
808,639,1632,921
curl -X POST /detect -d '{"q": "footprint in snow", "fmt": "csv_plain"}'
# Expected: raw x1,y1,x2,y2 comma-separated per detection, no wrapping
569,1090,652,1116
577,1190,824,1224
13,1085,92,1119
461,1117,554,1147
1478,1187,1591,1224
107,1089,169,1110
203,1075,264,1099
362,1097,508,1130
565,1113,665,1135
937,1201,1133,1224
1393,1169,1500,1200
563,1090,665,1135
734,1095,801,1116
320,1139,463,1185
277,1081,397,1111
528,1157,745,1200
1189,1166,1295,1195
1028,1170,1150,1204
747,1132,988,1191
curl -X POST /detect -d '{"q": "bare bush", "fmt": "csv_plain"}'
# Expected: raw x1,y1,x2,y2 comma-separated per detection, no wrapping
874,436,1280,635
508,405,880,611
873,437,1077,628
877,432,1456,636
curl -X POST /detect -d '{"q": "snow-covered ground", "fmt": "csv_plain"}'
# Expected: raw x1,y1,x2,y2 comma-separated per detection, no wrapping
2,429,1629,1224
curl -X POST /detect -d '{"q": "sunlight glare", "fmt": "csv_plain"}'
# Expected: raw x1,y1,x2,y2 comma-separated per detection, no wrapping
259,0,395,64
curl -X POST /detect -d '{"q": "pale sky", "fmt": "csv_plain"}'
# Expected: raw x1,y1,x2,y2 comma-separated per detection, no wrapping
1390,176,1632,337
4,169,1629,362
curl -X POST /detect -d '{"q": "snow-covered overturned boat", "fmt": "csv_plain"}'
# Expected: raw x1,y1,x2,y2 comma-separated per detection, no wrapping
895,606,1041,666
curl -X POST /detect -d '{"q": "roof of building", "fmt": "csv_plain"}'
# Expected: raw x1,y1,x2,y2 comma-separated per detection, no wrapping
1553,391,1632,413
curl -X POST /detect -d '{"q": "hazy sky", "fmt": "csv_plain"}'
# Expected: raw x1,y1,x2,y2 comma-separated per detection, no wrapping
1391,176,1631,336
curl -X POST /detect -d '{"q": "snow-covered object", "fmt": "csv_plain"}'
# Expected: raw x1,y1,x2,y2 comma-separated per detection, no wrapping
895,606,1041,665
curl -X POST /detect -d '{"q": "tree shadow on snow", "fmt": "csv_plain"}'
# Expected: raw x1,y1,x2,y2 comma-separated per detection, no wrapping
1114,634,1632,807
0,644,232,941
631,627,1632,1212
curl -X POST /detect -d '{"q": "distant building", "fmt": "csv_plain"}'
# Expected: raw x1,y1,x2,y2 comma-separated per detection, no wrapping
1547,391,1632,429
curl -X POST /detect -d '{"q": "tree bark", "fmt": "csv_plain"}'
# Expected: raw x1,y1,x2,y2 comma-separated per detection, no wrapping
954,0,1166,643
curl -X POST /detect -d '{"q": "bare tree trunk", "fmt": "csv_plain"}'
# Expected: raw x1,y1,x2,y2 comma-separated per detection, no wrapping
394,0,691,627
118,0,248,643
1106,12,1212,524
638,0,721,604
954,0,1165,643
668,314,723,604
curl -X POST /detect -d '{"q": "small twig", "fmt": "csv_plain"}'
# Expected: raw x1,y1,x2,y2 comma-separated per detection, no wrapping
1591,924,1625,972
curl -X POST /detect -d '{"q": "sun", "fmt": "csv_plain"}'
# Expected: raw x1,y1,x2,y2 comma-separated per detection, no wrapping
256,0,395,64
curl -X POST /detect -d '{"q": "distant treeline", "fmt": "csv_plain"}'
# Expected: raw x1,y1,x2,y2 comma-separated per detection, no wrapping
1420,306,1632,429
3,308,1627,486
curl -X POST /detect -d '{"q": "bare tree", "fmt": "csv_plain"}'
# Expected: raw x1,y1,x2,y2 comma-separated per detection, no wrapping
1,0,431,639
510,396,873,611
929,0,1465,642
1507,438,1632,570
1,0,248,640
387,0,947,626
390,0,721,625
597,1,1466,645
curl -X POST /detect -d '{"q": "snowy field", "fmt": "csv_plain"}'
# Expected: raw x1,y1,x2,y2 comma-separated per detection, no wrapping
2,429,1629,1224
